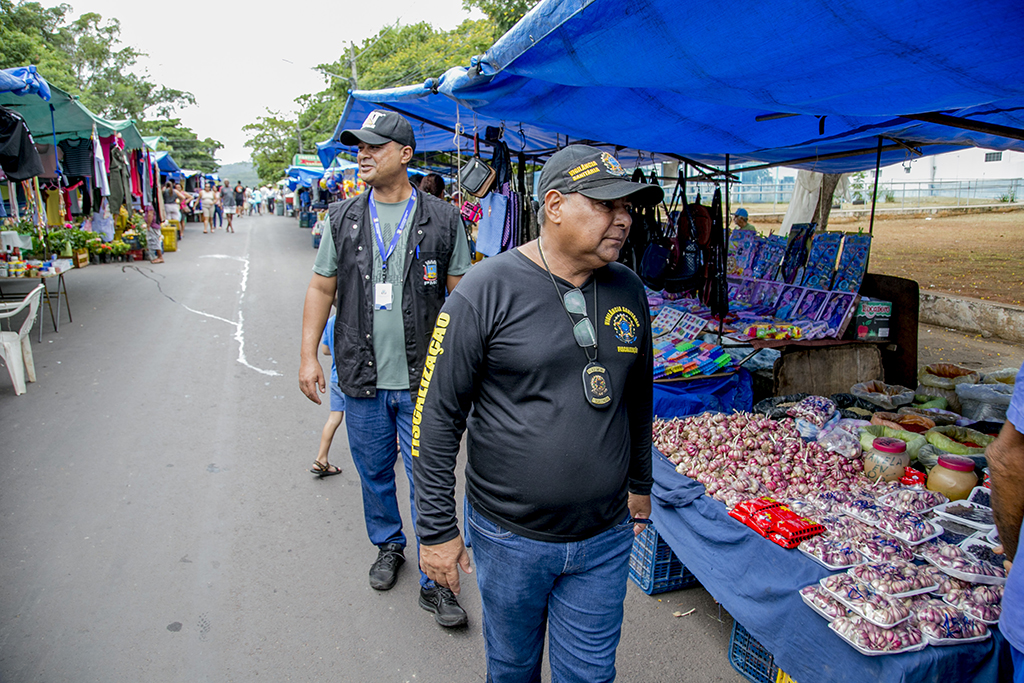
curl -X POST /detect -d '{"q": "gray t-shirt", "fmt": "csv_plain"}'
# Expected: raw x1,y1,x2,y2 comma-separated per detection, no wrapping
313,196,472,390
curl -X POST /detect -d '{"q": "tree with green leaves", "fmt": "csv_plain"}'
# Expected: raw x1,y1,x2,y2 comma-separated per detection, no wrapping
463,0,538,39
0,1,195,121
137,118,222,173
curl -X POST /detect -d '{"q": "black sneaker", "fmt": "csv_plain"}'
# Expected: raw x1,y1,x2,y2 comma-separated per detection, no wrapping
419,585,469,627
368,543,405,591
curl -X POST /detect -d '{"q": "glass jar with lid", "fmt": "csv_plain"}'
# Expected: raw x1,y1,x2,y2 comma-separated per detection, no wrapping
927,454,978,501
862,437,910,482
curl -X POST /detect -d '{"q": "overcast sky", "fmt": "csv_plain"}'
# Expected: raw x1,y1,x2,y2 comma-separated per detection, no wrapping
70,0,479,165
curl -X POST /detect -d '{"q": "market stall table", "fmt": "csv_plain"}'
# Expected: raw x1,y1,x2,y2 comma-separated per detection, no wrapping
647,452,1010,682
0,270,72,342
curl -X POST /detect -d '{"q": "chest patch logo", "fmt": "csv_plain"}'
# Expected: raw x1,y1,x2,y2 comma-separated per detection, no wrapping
423,259,438,285
605,307,639,345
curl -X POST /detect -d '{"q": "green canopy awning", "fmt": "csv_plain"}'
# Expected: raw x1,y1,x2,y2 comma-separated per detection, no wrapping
0,83,144,149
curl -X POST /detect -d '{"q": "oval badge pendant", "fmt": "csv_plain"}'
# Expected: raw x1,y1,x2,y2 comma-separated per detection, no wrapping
582,361,613,409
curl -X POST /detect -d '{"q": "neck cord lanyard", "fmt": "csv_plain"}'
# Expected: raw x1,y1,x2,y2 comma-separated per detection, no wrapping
538,238,597,363
368,186,417,282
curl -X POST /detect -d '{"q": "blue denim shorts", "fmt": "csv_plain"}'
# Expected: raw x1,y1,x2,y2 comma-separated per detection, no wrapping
329,383,346,412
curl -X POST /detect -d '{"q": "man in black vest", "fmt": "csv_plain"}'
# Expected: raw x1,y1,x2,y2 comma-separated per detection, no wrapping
299,110,472,627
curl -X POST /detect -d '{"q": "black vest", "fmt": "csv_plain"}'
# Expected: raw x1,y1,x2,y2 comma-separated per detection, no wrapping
328,190,459,398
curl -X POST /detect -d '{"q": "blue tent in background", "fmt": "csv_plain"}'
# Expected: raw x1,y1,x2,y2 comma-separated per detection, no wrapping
153,151,181,177
320,0,1024,174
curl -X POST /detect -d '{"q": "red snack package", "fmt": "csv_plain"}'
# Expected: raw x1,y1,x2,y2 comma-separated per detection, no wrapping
729,497,783,534
768,531,803,549
900,467,927,487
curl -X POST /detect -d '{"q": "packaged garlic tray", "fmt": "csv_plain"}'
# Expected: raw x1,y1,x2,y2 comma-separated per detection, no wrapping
856,534,914,563
919,540,1007,586
800,537,865,570
800,584,852,621
875,509,942,545
820,574,911,628
829,615,926,656
944,584,1003,624
847,560,937,598
878,488,948,514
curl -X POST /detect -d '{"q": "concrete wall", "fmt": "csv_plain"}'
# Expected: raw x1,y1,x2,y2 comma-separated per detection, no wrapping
920,292,1024,344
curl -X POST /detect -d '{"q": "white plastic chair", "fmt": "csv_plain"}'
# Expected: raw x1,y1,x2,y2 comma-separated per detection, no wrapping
0,284,44,395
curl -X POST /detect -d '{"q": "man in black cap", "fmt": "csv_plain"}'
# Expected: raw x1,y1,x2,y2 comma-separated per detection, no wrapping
299,109,472,626
413,144,660,679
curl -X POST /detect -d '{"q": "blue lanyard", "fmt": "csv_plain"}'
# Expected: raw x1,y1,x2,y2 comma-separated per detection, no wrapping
368,187,417,280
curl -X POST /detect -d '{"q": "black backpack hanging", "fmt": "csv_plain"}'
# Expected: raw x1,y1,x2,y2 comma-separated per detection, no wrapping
637,170,673,289
662,170,704,293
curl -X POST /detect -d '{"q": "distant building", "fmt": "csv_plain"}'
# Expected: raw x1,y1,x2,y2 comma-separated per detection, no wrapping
882,148,1024,182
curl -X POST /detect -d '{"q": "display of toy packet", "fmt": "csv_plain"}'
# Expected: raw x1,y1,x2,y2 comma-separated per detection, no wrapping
651,306,685,337
773,285,805,321
834,233,872,293
749,279,785,313
728,230,761,277
816,291,858,338
801,232,843,289
792,288,830,321
739,322,804,341
751,234,788,280
727,277,758,305
779,223,815,284
654,339,733,379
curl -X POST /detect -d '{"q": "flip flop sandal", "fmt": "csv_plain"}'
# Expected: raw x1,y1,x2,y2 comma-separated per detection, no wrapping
310,461,342,477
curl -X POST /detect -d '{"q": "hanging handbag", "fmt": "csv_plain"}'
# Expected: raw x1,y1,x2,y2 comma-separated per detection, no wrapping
459,156,496,198
662,171,703,293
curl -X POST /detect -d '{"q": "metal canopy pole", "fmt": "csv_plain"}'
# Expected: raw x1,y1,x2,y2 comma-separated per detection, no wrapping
868,136,883,236
719,154,729,345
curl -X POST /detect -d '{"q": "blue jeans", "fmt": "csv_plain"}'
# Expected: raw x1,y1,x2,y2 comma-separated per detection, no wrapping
1013,644,1024,683
466,501,634,683
344,389,429,587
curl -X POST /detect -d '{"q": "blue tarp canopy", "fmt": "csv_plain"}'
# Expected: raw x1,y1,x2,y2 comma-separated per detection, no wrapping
321,0,1024,174
0,67,145,149
153,151,180,175
286,165,324,190
0,66,51,100
317,84,676,169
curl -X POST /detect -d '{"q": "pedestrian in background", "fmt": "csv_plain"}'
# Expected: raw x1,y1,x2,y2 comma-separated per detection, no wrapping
299,109,472,627
213,184,224,229
418,173,445,199
311,312,344,477
199,181,217,234
414,144,660,679
143,206,164,264
221,181,236,233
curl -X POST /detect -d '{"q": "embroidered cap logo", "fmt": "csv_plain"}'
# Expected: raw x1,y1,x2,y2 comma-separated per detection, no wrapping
363,111,386,129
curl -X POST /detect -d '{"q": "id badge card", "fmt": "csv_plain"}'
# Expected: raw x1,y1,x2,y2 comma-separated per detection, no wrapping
374,282,393,311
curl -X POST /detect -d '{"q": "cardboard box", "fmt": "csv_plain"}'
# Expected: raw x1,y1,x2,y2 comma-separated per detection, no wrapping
847,297,891,340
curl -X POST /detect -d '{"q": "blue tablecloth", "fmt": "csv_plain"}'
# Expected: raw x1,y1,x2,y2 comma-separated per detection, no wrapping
653,368,753,419
648,450,1011,682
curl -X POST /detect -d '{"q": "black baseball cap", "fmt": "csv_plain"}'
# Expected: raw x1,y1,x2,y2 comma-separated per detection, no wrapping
538,145,663,205
339,109,416,151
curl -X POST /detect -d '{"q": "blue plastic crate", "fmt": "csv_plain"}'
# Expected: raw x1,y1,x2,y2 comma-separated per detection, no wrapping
729,621,795,683
628,524,699,595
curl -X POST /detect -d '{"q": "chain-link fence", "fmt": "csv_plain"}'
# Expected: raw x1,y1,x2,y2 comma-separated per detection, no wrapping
722,178,1023,215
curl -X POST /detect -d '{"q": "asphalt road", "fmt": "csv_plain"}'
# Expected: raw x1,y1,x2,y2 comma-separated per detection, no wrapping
0,213,742,682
